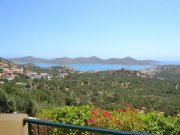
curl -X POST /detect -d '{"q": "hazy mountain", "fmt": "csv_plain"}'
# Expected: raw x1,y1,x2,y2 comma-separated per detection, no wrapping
0,57,15,66
9,56,48,63
49,57,73,64
9,56,159,65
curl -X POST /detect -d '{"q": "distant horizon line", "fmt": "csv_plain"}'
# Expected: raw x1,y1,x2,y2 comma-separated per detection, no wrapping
1,55,180,62
2,55,157,60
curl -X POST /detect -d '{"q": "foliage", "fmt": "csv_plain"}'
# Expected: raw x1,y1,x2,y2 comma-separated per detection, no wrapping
140,112,180,135
87,104,144,132
36,105,180,135
0,68,3,73
0,69,180,116
1,58,180,134
0,65,180,117
0,90,15,113
36,105,91,126
36,105,91,134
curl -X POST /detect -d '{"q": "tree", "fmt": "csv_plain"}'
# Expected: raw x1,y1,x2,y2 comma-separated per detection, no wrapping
0,68,3,73
0,91,15,113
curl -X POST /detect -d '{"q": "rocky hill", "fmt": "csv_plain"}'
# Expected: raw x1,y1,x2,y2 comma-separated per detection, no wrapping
9,56,159,65
9,56,47,63
141,65,180,80
0,57,15,67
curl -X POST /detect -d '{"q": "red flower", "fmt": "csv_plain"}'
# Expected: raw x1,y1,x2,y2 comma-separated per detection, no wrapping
115,119,120,125
102,111,112,118
120,109,125,112
86,118,91,124
115,109,119,112
126,103,130,109
86,117,96,124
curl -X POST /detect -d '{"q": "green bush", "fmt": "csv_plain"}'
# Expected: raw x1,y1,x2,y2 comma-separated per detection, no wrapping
140,112,180,135
36,105,180,135
36,105,91,134
0,90,15,113
36,105,91,125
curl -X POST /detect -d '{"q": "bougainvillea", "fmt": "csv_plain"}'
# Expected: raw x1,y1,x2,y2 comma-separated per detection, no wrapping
86,104,144,132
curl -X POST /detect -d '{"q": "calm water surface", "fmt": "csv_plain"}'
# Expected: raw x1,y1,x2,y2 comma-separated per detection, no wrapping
17,62,153,71
66,64,152,71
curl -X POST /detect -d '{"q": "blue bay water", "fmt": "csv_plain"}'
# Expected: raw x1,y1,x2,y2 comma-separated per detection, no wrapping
66,64,152,71
17,62,152,71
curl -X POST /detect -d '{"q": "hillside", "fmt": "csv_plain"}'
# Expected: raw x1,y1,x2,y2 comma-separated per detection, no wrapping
1,65,180,116
0,57,15,66
8,56,48,63
1,57,180,116
141,65,180,80
9,56,159,65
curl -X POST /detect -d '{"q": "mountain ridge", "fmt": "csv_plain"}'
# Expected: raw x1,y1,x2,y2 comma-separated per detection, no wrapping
8,56,159,65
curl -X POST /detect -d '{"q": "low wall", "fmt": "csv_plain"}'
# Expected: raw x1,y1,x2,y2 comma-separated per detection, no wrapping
0,114,28,135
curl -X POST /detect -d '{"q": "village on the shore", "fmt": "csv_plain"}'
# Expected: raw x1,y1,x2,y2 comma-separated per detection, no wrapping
1,57,174,86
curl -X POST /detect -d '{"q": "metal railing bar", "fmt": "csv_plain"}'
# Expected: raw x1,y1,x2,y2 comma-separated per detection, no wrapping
24,118,152,135
58,128,60,135
38,124,40,135
28,123,32,135
46,126,49,135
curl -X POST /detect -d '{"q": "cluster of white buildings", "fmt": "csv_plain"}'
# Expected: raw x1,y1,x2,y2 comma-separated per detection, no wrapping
0,62,76,84
26,71,52,80
0,62,23,81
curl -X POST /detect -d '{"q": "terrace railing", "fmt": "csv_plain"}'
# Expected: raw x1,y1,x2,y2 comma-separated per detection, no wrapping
23,118,153,135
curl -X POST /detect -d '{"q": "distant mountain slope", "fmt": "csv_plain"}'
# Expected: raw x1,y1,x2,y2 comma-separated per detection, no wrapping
143,65,180,80
9,56,48,63
0,57,15,66
9,56,159,65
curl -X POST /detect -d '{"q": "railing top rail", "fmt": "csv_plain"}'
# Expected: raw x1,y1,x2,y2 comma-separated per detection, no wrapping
23,118,153,135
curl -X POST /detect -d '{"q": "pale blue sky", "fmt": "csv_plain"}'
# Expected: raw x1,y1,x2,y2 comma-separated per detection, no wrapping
0,0,180,60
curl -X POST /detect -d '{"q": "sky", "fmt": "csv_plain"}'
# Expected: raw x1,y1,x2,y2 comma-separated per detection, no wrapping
0,0,180,61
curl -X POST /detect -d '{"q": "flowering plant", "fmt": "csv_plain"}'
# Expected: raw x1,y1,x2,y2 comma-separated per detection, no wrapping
86,104,144,132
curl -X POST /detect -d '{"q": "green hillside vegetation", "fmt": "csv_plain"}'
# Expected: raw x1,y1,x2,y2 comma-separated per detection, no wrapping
18,63,60,75
1,60,180,134
0,57,14,67
154,65,180,80
0,67,180,116
18,63,78,76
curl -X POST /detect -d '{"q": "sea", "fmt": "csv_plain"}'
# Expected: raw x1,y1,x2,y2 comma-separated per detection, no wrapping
17,62,153,71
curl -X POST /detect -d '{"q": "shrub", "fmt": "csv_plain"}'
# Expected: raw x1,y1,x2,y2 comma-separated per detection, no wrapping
140,112,180,135
0,90,15,113
36,105,180,135
36,105,91,125
36,105,91,134
87,104,144,132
